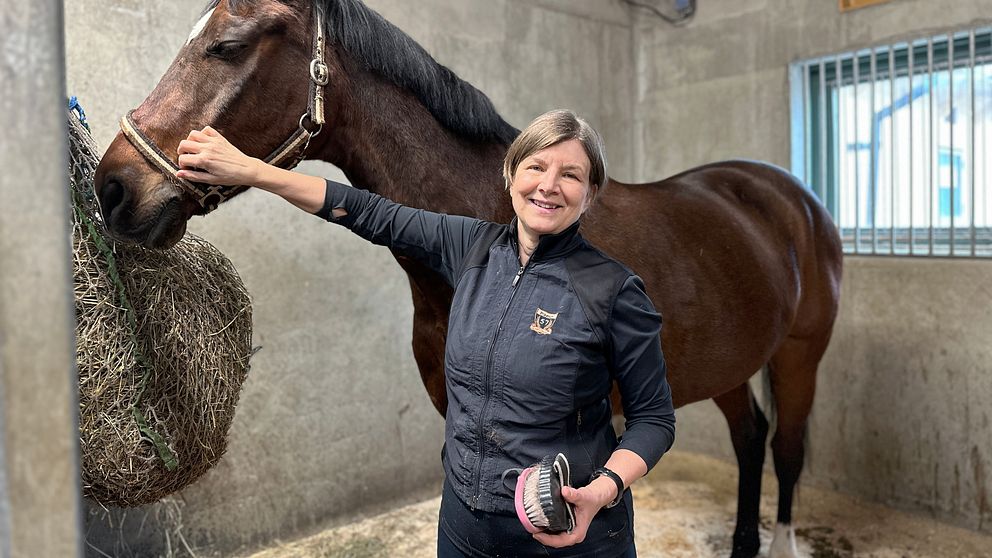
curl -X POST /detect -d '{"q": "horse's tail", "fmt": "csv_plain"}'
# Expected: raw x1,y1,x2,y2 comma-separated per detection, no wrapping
761,364,776,433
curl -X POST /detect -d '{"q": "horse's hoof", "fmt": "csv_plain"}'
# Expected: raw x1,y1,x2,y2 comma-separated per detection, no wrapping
769,522,798,558
729,526,760,558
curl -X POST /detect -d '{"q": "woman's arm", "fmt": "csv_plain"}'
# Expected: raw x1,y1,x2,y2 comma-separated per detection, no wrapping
534,274,675,549
175,127,484,285
176,127,327,213
606,275,677,465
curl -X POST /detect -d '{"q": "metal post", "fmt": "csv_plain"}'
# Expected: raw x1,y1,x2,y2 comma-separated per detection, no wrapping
970,30,977,256
983,36,989,253
870,48,878,253
819,60,828,206
949,34,956,255
909,43,915,254
803,62,813,187
854,52,862,253
0,0,83,555
928,38,935,255
836,54,844,229
889,47,896,254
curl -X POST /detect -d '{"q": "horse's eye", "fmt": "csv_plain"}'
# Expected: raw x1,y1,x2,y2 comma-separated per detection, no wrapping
206,40,248,60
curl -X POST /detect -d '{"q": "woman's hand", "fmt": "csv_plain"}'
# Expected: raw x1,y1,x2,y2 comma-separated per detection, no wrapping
176,126,260,186
531,477,617,548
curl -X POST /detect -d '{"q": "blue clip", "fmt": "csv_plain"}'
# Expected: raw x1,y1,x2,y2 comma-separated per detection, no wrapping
68,95,90,131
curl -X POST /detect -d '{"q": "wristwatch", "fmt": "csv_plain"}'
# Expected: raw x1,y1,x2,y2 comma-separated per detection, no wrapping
591,466,625,508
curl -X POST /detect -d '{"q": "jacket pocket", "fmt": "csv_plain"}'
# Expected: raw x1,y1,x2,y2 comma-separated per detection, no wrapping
586,502,630,545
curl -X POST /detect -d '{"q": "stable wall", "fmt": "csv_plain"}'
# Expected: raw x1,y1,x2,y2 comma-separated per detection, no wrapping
632,0,992,533
65,1,636,555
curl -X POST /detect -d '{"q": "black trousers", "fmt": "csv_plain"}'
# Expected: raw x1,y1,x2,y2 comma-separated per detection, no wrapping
437,480,636,558
437,528,637,558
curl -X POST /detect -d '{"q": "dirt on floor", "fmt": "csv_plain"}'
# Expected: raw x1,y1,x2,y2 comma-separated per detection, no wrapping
241,451,992,558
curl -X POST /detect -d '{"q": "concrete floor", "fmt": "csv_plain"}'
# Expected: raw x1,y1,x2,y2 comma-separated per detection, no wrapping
241,451,992,558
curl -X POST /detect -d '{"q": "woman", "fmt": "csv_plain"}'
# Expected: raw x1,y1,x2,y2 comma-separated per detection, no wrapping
176,110,676,557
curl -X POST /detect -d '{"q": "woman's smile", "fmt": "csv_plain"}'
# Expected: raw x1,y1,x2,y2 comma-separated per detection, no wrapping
530,198,562,212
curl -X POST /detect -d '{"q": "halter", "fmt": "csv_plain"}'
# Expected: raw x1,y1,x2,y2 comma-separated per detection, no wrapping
119,7,329,213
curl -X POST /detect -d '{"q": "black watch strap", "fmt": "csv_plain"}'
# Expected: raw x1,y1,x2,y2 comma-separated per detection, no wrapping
591,467,625,508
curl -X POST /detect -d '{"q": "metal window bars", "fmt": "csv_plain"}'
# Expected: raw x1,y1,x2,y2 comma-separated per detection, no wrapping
791,27,992,258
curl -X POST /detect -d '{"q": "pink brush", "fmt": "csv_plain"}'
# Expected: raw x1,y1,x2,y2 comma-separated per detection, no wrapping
509,453,575,534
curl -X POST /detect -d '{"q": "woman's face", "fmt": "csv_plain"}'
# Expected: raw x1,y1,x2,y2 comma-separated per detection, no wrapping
510,139,595,238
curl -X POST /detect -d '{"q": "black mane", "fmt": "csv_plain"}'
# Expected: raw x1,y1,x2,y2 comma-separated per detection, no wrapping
207,0,520,145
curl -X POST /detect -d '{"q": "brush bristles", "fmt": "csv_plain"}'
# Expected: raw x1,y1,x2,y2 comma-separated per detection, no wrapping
522,461,569,532
522,465,551,528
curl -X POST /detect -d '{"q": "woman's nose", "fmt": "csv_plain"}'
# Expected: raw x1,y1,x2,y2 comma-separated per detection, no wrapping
538,173,560,194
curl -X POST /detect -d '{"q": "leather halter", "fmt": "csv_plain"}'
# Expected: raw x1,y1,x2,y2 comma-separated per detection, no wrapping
119,7,329,213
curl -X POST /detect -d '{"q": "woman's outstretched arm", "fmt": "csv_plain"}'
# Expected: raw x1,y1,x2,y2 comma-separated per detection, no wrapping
175,126,330,215
175,126,484,286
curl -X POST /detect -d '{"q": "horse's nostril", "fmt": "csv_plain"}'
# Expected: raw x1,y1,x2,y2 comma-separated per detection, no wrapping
99,179,126,225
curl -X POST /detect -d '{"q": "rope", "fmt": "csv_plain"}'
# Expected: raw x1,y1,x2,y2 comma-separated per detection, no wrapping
68,97,178,471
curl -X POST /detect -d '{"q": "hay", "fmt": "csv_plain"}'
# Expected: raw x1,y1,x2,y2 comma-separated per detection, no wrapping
68,110,253,507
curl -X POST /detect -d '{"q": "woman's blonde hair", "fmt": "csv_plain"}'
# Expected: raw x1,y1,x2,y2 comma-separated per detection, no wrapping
502,109,608,193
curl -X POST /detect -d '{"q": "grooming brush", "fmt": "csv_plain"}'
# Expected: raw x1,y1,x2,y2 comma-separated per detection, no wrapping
513,453,576,534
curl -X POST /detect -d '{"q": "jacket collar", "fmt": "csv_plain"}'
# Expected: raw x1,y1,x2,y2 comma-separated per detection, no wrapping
508,217,583,262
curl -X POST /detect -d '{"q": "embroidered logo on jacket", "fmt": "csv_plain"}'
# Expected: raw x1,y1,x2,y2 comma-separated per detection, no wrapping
529,308,559,335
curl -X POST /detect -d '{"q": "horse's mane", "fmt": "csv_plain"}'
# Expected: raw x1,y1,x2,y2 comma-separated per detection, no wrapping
206,0,520,145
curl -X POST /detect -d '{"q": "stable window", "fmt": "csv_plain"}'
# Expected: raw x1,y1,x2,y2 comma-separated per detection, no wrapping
790,28,992,257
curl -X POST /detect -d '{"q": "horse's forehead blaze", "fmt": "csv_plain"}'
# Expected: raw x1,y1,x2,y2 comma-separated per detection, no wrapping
186,7,216,45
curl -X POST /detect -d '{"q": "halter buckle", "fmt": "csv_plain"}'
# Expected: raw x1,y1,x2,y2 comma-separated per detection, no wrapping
310,59,329,86
299,113,323,136
197,185,227,212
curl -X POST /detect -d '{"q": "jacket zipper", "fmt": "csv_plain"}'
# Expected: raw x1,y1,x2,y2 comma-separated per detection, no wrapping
471,263,527,509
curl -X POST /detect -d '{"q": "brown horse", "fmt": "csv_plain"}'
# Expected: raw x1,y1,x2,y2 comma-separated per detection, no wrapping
94,1,842,556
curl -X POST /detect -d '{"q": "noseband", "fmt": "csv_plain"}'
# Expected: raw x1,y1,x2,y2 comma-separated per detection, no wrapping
119,7,329,213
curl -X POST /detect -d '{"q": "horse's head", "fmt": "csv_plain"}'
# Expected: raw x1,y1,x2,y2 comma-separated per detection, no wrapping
94,0,326,248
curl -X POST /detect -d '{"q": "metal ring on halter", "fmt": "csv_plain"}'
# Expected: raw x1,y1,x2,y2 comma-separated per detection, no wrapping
299,113,323,136
310,59,330,86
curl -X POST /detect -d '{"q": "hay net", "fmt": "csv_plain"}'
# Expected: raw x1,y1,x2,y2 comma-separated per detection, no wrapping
69,106,253,508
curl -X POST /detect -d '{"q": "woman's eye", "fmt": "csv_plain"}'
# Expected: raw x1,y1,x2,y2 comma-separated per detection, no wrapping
206,40,248,59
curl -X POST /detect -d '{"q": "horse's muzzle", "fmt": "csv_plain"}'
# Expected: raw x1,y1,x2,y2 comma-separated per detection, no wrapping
94,135,192,249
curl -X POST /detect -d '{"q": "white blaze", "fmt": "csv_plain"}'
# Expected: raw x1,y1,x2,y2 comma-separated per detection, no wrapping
187,8,216,45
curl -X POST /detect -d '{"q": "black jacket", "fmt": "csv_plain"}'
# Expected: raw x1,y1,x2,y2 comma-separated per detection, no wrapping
317,180,676,553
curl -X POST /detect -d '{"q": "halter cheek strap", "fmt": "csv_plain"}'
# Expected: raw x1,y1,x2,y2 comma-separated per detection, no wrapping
118,6,328,214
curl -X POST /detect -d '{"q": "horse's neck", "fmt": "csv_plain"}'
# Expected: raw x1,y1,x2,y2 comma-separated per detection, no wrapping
315,71,512,222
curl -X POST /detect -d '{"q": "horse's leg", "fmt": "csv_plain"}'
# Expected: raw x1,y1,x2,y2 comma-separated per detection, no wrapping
767,337,822,558
394,255,452,417
714,382,769,558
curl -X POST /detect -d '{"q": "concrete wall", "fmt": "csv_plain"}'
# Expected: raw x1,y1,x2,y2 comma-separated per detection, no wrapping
65,1,635,555
0,0,83,556
632,0,992,533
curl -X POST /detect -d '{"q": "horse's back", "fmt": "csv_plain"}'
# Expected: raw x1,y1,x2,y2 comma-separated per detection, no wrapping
582,160,842,406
